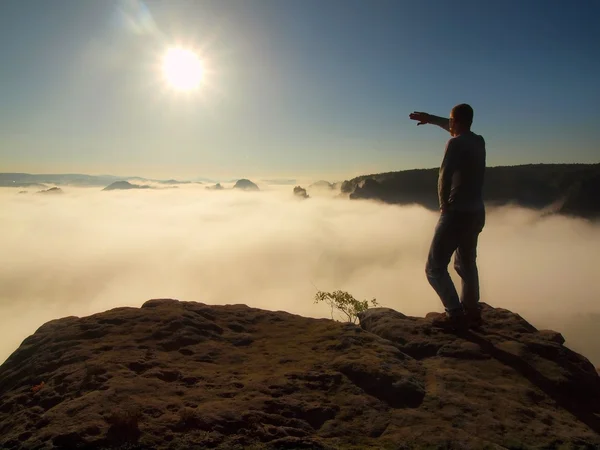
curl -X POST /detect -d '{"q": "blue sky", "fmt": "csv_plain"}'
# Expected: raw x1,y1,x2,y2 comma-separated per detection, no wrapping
1,0,598,180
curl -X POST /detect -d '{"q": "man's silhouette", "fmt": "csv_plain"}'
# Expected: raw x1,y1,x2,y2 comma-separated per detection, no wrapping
410,105,486,329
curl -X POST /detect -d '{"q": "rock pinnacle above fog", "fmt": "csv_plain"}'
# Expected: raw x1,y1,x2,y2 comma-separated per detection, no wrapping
205,183,224,191
293,186,309,199
102,181,151,191
1,301,599,449
232,179,259,191
36,187,63,194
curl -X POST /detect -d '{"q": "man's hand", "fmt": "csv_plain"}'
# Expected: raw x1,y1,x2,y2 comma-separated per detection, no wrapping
409,111,432,126
409,111,451,133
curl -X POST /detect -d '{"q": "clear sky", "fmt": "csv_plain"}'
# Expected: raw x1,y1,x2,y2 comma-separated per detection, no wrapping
1,0,599,180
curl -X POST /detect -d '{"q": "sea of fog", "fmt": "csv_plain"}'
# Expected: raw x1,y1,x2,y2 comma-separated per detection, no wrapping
1,183,599,366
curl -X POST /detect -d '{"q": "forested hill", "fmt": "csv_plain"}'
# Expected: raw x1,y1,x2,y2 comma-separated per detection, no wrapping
341,163,600,219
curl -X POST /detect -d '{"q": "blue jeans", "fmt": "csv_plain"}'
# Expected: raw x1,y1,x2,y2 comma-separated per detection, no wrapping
425,210,485,316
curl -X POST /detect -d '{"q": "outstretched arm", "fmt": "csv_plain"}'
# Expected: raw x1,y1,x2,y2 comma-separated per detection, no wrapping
409,112,450,133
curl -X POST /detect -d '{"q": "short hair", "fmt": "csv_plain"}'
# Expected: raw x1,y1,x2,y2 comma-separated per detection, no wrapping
452,103,474,127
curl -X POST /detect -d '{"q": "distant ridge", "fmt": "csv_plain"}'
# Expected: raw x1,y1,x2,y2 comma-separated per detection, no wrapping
341,163,600,219
103,181,151,191
0,173,192,188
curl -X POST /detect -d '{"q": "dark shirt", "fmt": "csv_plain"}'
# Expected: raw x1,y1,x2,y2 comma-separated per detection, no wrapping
438,131,486,212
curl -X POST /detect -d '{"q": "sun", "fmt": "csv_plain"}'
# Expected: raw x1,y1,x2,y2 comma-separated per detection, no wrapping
162,47,204,91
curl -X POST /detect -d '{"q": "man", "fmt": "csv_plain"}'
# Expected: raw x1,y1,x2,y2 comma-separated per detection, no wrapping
409,105,486,329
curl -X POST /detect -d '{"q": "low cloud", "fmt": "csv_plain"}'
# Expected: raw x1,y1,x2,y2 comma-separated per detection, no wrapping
1,185,599,365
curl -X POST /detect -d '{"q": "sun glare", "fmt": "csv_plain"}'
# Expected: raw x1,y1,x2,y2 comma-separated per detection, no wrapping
162,47,203,91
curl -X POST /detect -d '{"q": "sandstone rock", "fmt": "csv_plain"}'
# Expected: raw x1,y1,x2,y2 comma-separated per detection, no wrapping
293,186,309,199
1,300,599,449
233,179,259,191
205,182,224,190
36,187,63,194
102,181,151,191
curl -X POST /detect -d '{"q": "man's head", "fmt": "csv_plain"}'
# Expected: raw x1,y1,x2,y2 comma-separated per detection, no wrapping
449,103,473,136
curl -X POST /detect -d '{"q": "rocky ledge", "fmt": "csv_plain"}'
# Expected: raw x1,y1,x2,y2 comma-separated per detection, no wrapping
1,300,599,449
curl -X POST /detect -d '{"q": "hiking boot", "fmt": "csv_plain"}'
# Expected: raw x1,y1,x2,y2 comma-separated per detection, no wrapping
464,305,483,328
430,312,467,331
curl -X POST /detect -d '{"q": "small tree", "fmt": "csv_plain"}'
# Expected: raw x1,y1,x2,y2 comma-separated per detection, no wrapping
314,290,379,324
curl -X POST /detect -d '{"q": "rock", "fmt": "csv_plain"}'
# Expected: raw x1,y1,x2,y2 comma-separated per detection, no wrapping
1,300,600,449
293,186,309,199
349,178,382,200
36,187,63,194
331,357,425,408
538,329,566,345
358,302,600,444
102,181,151,191
437,341,489,360
233,179,259,191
